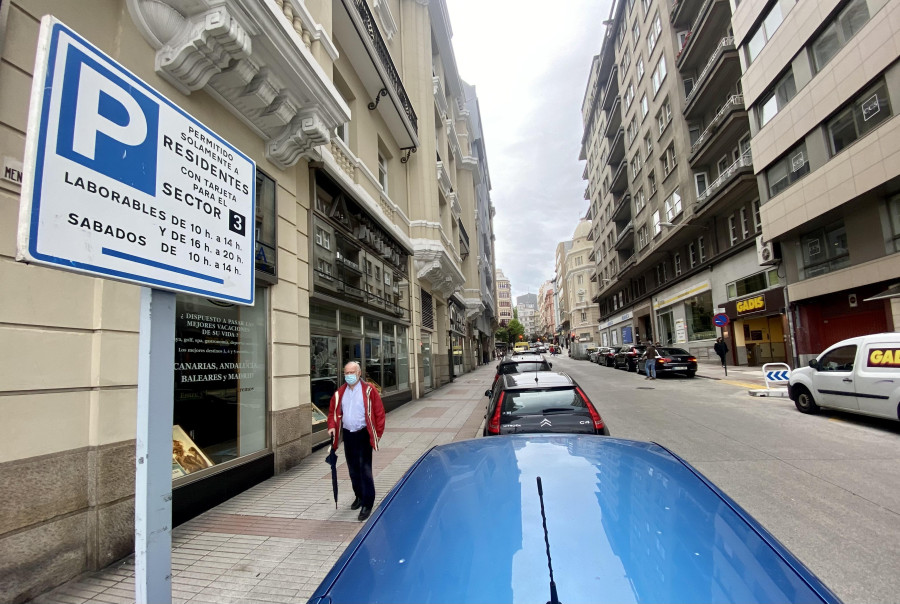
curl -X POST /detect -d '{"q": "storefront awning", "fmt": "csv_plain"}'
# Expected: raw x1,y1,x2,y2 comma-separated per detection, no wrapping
864,283,900,302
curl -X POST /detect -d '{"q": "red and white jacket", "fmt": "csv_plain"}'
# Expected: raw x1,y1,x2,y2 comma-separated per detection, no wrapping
327,381,386,451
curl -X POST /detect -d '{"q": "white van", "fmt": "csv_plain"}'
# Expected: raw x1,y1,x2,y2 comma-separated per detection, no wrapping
788,333,900,421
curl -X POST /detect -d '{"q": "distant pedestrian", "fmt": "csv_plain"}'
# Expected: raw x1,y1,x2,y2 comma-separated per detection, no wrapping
327,361,385,521
643,342,659,380
714,337,729,368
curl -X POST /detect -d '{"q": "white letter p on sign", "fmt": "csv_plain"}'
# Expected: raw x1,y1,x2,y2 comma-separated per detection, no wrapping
72,62,148,160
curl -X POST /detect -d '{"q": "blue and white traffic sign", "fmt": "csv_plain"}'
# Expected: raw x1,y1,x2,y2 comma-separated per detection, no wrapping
17,18,255,304
713,313,730,327
765,370,791,382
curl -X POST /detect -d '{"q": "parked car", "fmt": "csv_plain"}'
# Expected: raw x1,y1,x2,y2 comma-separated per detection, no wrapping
588,348,604,363
614,345,646,372
789,332,900,421
637,347,698,378
484,372,609,436
601,346,620,367
309,435,840,604
491,353,553,390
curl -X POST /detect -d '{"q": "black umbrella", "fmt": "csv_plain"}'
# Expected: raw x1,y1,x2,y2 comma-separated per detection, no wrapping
325,439,339,509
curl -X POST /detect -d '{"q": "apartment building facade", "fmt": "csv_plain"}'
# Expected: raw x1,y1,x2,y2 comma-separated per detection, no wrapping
554,240,573,341
515,292,538,338
735,0,900,363
583,0,780,364
495,268,513,324
0,1,494,600
538,279,556,338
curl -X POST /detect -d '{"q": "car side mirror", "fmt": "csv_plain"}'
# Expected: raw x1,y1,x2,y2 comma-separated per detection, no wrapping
485,390,493,397
808,359,819,370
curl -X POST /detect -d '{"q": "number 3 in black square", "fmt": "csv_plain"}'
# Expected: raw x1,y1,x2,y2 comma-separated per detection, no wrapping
229,210,246,236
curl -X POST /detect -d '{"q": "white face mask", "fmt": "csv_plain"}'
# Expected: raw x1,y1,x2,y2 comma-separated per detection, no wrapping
344,374,359,386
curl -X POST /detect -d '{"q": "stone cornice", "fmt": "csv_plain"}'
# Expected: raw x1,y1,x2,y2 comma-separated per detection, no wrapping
412,239,465,299
127,0,349,169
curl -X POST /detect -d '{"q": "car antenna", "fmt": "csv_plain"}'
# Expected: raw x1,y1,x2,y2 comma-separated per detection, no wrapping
536,476,561,604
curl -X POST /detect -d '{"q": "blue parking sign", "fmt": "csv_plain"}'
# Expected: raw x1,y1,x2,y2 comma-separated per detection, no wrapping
18,18,256,305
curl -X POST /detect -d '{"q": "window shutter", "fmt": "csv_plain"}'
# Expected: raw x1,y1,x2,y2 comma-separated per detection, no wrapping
421,289,434,330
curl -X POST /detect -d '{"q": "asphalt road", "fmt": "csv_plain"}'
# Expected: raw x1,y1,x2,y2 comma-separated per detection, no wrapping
549,354,900,604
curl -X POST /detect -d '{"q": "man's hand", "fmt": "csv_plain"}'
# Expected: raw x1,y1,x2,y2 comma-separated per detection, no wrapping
328,428,335,439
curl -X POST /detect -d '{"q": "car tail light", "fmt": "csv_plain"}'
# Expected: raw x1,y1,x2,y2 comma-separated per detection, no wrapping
659,357,672,363
688,357,697,362
626,351,635,356
492,373,500,385
575,387,605,431
487,392,505,434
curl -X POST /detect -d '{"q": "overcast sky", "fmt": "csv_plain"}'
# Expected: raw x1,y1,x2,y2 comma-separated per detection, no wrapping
446,0,612,300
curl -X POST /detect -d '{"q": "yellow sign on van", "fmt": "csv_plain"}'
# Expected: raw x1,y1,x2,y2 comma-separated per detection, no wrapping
867,348,900,367
736,295,766,314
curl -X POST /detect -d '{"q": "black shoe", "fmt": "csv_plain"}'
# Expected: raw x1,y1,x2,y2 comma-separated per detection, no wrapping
350,496,362,511
357,506,371,521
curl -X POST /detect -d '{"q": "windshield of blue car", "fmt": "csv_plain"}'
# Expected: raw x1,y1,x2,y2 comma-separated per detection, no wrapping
501,388,587,414
499,362,550,374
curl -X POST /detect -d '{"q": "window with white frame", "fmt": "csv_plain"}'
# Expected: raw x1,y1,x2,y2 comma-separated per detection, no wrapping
315,225,332,250
638,224,649,249
728,214,738,246
378,153,389,193
656,263,664,286
664,188,682,221
621,46,631,73
648,170,657,196
753,199,761,233
636,56,645,80
627,117,638,145
640,93,649,119
631,154,642,179
642,0,651,15
740,207,749,239
644,133,653,159
652,210,661,236
683,77,694,97
689,242,697,267
635,187,646,213
632,20,640,43
694,172,708,197
651,54,667,95
647,12,660,54
698,236,706,262
625,82,635,110
661,143,676,177
674,252,682,276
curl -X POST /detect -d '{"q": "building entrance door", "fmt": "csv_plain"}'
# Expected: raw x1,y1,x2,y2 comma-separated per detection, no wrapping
342,337,362,372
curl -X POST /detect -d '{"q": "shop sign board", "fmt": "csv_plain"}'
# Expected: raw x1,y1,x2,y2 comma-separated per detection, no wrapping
2,156,22,185
675,318,687,343
736,294,766,315
17,18,255,305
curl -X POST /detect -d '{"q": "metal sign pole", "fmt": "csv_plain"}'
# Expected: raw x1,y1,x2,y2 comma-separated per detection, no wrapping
135,287,176,604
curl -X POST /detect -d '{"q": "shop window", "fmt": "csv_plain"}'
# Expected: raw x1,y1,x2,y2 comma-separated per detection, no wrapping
310,333,339,433
727,268,781,299
800,221,849,279
685,290,715,341
812,0,870,73
827,79,892,156
397,326,409,389
173,289,268,479
767,141,810,198
255,170,277,278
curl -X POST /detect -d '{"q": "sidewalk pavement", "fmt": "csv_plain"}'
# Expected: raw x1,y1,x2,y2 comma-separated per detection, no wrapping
33,365,496,604
695,360,788,390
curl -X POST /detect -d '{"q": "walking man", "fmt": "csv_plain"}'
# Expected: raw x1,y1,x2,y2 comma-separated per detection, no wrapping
643,342,659,380
327,361,386,521
714,337,729,368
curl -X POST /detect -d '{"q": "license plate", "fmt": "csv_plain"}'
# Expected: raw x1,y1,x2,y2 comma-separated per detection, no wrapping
672,365,687,370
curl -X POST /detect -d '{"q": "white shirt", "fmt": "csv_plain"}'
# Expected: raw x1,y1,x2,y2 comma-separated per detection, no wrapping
341,381,366,432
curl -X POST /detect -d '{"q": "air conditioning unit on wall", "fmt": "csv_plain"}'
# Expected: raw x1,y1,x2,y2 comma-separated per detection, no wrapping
756,235,779,266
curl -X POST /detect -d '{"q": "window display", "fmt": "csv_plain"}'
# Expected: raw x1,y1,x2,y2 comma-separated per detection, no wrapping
172,289,267,477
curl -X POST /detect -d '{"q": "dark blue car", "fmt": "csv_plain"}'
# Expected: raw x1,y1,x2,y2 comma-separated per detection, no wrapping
309,435,839,604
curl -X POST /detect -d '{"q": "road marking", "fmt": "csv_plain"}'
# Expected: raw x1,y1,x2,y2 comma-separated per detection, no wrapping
721,380,766,389
828,417,845,423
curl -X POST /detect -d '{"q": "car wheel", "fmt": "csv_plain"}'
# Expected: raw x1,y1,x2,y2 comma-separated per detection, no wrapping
686,371,695,378
793,385,820,414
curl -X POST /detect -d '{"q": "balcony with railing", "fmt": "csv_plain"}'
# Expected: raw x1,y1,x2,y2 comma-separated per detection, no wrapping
616,253,636,276
436,152,453,199
433,75,449,119
694,152,755,216
336,0,418,148
683,37,740,118
614,220,634,250
675,0,730,71
607,127,626,167
600,65,620,111
610,159,628,194
689,96,749,166
603,98,622,139
611,192,632,223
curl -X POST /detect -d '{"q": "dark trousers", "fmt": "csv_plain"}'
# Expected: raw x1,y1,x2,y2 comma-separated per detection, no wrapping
343,428,375,508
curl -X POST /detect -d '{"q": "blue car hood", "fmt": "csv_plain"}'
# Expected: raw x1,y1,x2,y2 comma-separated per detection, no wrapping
310,435,838,604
